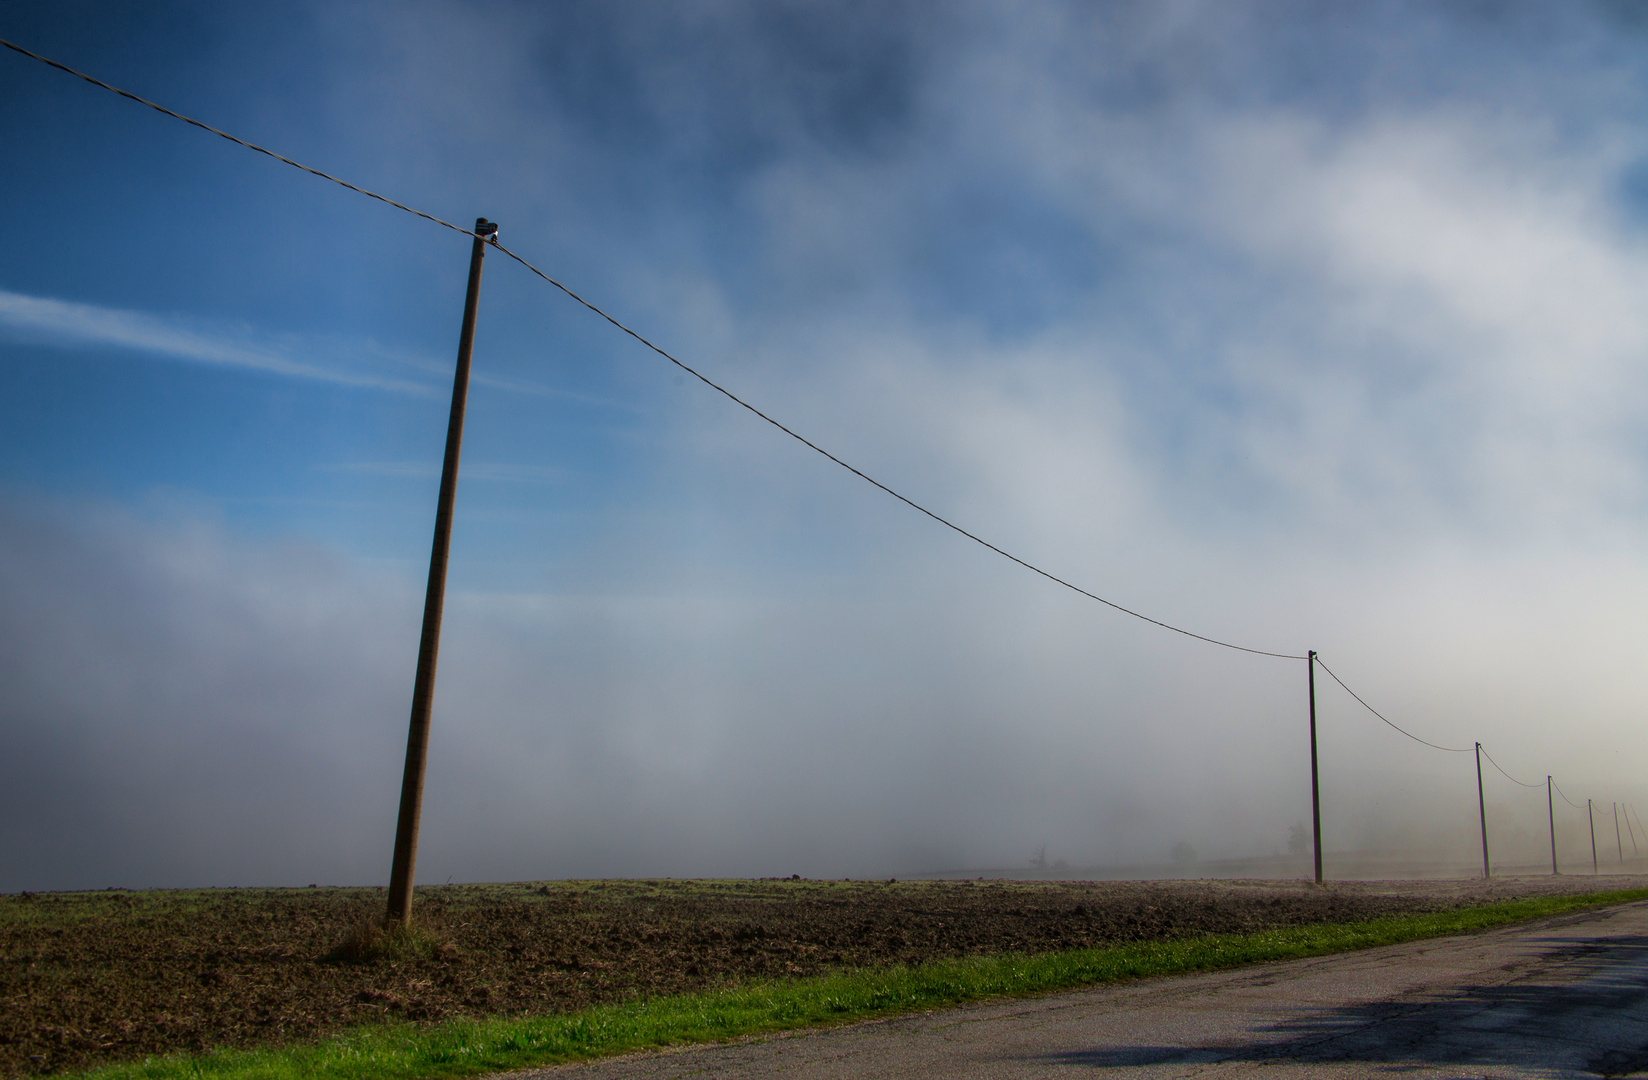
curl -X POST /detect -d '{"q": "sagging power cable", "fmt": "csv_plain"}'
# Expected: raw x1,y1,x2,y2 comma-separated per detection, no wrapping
490,238,1303,659
1312,656,1472,752
1552,779,1585,810
1483,748,1542,791
0,38,472,239
0,35,1305,662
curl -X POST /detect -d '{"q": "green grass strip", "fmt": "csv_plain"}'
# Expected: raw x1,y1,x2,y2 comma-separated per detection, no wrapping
68,888,1648,1080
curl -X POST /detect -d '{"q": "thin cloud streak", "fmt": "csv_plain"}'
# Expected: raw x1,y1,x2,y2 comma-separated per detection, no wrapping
0,288,436,395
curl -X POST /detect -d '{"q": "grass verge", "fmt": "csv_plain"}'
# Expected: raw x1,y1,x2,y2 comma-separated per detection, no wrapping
65,887,1648,1080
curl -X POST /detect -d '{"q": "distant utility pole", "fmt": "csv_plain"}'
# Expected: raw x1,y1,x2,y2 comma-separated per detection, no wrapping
1590,799,1598,875
1616,803,1624,864
386,217,498,926
1474,743,1489,879
1307,651,1323,885
1547,777,1558,875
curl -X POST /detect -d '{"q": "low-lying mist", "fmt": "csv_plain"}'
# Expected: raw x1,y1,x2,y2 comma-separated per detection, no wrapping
2,497,1641,893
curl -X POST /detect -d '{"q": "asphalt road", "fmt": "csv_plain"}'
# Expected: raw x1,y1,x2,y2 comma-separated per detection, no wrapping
517,898,1648,1079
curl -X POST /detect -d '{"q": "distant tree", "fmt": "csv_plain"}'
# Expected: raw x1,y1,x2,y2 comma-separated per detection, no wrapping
1029,844,1048,869
1170,842,1197,864
1288,822,1310,857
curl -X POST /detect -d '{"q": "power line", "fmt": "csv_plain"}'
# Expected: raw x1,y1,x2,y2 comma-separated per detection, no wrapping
0,38,473,239
1483,748,1542,791
1552,779,1585,810
1,36,1306,663
1312,657,1472,752
491,241,1304,659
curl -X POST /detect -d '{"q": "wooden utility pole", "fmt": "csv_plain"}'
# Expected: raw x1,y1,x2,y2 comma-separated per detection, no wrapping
1547,776,1557,875
386,218,497,925
1475,743,1489,879
1616,803,1624,864
1589,799,1598,875
1307,651,1323,885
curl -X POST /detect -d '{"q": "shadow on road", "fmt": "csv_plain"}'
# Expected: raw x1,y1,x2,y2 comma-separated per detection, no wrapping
1030,936,1648,1076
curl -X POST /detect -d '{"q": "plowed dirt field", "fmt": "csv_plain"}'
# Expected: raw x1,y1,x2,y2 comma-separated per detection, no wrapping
3,875,1637,1077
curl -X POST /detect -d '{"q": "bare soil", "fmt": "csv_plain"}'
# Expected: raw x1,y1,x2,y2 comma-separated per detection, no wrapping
3,874,1640,1077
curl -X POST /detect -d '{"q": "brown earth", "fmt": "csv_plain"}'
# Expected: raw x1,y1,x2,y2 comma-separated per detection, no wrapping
3,874,1641,1077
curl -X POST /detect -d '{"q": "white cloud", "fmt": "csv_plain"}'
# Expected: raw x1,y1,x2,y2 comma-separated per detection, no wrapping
1191,112,1648,532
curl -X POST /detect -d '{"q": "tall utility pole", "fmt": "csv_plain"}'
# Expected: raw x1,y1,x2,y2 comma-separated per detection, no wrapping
386,218,498,925
1474,743,1489,879
1307,651,1323,885
1590,799,1598,875
1547,776,1557,875
1616,804,1624,864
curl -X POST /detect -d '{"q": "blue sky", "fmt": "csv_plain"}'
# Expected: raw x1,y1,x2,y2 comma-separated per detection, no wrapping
5,1,1648,890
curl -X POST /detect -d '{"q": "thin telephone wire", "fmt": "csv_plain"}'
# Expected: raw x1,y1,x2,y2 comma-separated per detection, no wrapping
1,35,1306,663
491,237,1307,660
0,38,474,238
1480,746,1544,788
1312,657,1472,752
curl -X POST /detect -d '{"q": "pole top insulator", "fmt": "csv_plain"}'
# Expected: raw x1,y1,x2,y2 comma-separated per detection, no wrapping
475,218,498,241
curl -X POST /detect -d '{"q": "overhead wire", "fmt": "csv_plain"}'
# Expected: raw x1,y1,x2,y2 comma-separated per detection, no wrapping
1551,779,1586,809
0,38,473,239
1478,745,1544,788
1311,656,1472,752
0,35,1306,663
489,240,1305,659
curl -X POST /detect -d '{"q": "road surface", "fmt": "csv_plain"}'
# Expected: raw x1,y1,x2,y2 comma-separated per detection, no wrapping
512,898,1648,1078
